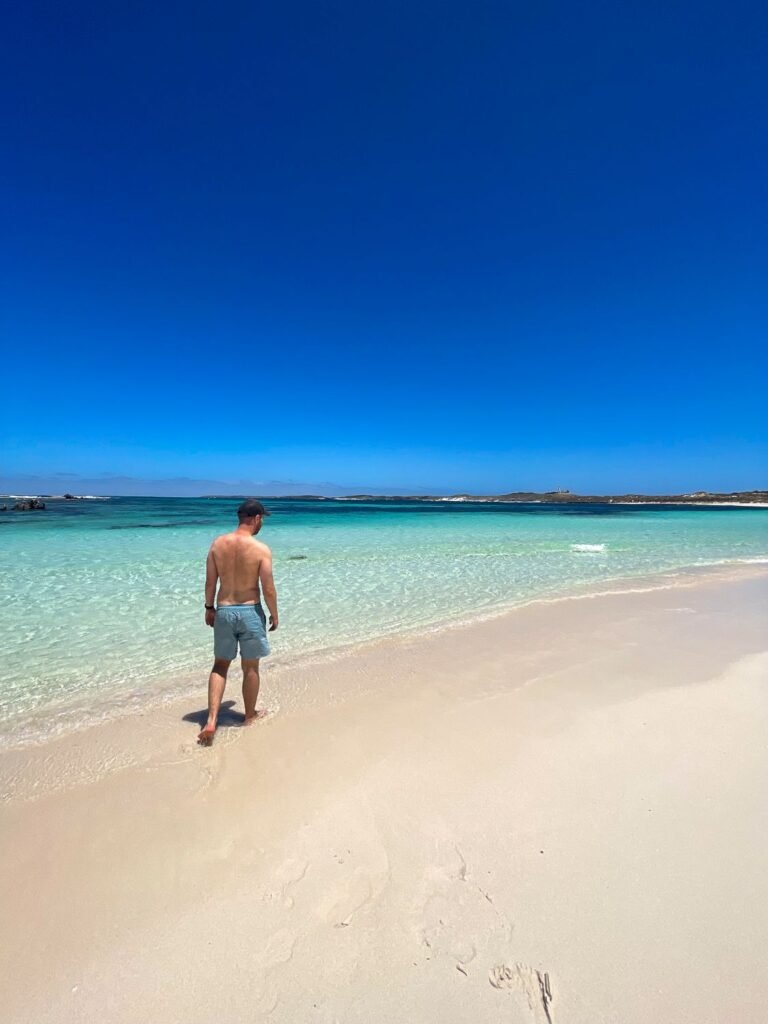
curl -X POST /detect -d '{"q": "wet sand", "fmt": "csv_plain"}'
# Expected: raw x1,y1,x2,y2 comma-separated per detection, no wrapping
1,564,767,1023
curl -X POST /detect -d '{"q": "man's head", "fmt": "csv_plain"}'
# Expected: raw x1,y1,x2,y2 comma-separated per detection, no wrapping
237,498,270,534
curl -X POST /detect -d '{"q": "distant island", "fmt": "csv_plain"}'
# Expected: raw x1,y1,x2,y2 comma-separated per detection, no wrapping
3,490,766,511
336,490,768,506
199,490,768,505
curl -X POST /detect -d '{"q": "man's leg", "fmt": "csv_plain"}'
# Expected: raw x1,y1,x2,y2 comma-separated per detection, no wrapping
241,658,264,724
198,658,231,745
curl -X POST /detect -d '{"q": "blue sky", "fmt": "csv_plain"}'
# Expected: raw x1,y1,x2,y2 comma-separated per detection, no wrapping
2,1,766,495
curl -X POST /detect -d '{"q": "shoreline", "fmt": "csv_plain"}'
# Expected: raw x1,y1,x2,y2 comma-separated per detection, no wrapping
1,560,766,803
1,558,766,760
1,564,767,1022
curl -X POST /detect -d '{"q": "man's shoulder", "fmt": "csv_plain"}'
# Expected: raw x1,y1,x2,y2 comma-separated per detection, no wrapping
210,531,244,555
250,538,272,556
210,531,235,548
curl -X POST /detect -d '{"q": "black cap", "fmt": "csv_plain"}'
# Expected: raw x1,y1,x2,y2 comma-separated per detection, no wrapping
237,498,270,519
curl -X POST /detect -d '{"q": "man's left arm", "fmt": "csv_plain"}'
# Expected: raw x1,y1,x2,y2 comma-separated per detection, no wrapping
204,547,218,626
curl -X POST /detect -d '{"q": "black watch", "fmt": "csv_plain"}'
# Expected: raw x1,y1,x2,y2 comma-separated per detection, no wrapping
205,604,215,610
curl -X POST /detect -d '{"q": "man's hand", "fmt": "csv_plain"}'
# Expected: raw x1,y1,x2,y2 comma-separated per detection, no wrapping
205,608,216,628
269,614,279,632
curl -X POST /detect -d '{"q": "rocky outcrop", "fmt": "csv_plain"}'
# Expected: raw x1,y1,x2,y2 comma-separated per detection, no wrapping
13,499,46,511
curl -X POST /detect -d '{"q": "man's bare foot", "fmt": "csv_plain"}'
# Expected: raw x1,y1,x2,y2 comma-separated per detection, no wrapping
197,724,216,746
244,709,270,727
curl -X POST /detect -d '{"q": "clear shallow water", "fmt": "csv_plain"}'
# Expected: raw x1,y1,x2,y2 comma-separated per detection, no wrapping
1,496,767,746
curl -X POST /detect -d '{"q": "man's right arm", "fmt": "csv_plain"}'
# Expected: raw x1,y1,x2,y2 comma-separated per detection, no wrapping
259,548,279,631
204,546,218,627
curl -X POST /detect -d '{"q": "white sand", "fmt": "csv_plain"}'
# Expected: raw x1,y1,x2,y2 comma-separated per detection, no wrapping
1,565,767,1024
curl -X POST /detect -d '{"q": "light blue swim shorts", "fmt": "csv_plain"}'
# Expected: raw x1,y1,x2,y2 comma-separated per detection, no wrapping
213,604,271,660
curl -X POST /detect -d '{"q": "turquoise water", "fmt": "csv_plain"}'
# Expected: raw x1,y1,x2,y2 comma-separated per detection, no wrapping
1,496,767,746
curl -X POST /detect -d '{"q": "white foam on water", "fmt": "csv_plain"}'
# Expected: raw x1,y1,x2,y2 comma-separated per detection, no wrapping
570,543,607,553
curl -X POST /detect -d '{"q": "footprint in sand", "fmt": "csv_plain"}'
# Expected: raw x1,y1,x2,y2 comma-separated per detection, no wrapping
260,928,296,967
274,857,309,908
489,963,555,1024
250,928,297,1017
318,864,390,928
325,871,374,927
411,841,513,966
420,892,477,966
256,857,309,907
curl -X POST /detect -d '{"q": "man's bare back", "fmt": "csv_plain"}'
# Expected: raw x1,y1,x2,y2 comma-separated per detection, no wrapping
208,531,272,606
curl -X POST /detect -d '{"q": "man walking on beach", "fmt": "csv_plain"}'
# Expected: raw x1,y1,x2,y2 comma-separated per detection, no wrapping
199,498,279,745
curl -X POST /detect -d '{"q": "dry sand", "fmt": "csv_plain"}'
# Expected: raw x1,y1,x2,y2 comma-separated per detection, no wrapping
1,564,767,1023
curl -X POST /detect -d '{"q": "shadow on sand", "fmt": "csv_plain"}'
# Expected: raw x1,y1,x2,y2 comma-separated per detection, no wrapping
182,699,246,729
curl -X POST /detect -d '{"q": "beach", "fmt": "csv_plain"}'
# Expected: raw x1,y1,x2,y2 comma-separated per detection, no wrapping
2,562,767,1023
7,0,767,1018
